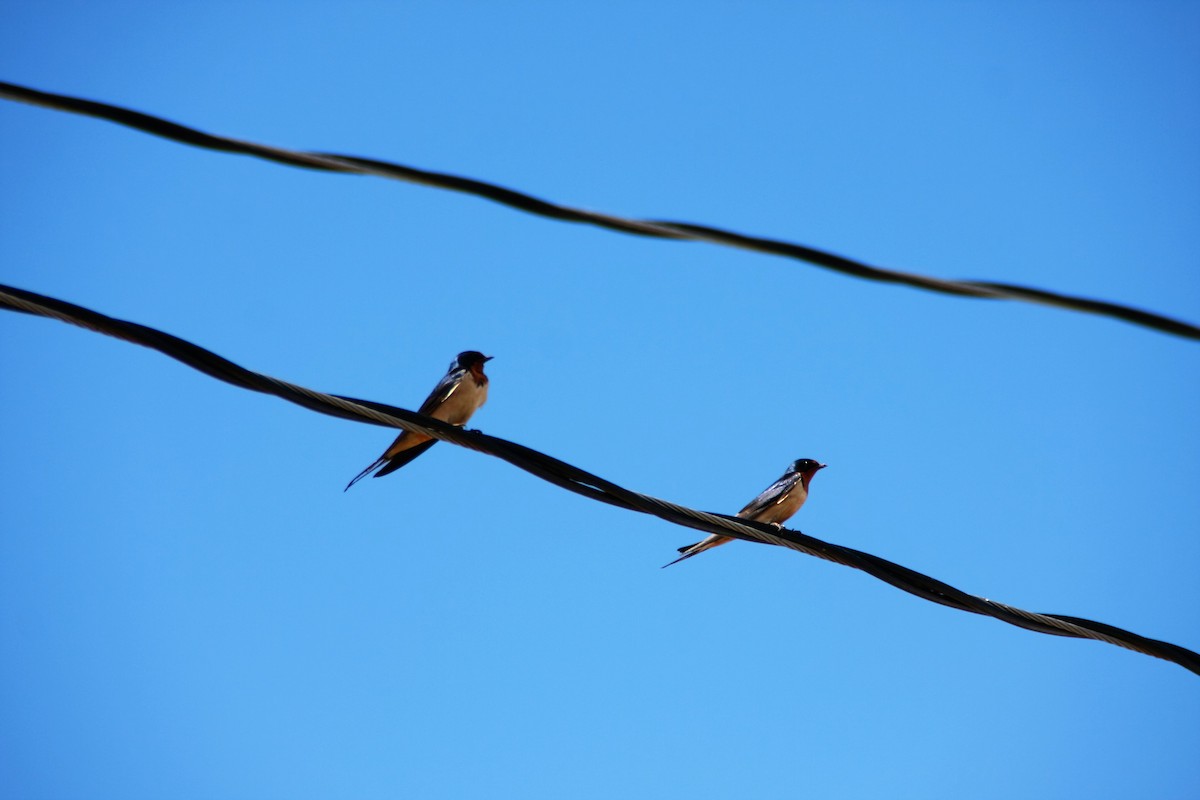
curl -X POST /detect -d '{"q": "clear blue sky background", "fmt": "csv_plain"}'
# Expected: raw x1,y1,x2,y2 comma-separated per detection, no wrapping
2,3,1198,798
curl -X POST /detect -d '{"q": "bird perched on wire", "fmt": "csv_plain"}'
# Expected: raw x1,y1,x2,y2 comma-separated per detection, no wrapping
345,350,493,491
663,458,826,567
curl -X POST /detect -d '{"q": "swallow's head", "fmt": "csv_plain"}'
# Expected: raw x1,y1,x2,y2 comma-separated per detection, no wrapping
456,351,493,370
791,458,826,473
791,458,827,479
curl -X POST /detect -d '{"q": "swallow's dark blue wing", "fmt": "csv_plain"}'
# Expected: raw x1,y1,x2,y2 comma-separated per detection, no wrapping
416,367,467,416
737,472,801,519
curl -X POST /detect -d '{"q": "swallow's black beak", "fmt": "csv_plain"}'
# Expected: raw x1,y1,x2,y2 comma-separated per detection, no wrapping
482,355,494,362
817,463,828,470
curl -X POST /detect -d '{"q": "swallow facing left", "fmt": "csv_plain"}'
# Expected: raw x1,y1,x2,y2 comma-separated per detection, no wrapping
663,458,826,567
344,350,492,491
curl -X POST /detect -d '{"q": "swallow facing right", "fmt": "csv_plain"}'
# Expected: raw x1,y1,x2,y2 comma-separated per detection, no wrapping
663,458,826,567
344,350,492,491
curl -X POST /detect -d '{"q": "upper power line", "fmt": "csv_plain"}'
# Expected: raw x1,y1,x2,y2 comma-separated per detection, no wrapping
2,79,1197,341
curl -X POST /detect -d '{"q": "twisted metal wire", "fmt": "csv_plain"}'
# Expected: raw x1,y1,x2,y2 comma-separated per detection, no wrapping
2,80,1197,341
2,283,1196,675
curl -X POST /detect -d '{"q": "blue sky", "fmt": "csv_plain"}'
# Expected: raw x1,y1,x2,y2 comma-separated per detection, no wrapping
2,3,1198,798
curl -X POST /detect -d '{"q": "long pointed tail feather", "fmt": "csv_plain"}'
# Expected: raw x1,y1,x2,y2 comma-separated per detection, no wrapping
660,535,732,568
372,439,437,478
344,440,440,491
345,457,387,492
661,546,705,568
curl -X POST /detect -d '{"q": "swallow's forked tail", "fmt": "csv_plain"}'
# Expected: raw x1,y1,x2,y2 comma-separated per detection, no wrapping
343,439,440,491
661,540,705,569
344,458,387,492
372,439,437,479
660,533,736,568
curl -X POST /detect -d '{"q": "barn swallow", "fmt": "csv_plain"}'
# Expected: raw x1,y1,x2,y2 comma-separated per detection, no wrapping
344,351,492,490
663,458,826,567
